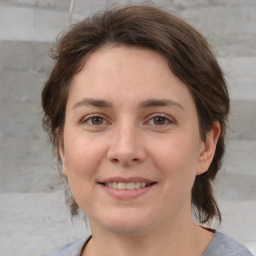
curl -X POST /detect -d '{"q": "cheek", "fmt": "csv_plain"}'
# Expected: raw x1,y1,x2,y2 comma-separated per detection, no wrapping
63,135,107,210
153,136,199,168
64,132,107,178
149,135,200,189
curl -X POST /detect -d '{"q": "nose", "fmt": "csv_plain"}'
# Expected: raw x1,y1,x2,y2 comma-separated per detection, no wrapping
107,123,146,166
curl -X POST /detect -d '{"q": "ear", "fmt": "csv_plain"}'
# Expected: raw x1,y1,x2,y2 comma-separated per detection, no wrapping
59,141,68,175
196,121,220,175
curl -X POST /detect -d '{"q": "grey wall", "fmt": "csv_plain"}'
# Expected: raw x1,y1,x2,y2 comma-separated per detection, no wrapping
0,0,255,255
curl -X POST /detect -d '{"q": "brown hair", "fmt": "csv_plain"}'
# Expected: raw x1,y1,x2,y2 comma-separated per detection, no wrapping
42,5,229,224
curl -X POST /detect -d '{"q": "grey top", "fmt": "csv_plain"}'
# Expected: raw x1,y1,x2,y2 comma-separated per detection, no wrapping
202,231,253,256
42,231,253,256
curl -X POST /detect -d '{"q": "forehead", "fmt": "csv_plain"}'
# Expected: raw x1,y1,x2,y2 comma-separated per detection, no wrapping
79,45,170,82
67,46,195,111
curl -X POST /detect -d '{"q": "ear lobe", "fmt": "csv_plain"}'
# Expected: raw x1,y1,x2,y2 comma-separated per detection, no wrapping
196,121,220,175
59,143,67,175
59,143,64,162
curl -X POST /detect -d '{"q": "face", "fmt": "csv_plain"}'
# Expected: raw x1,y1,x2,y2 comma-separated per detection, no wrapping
61,46,218,236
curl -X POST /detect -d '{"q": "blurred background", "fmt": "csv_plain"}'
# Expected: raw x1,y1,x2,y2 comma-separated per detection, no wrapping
0,0,255,255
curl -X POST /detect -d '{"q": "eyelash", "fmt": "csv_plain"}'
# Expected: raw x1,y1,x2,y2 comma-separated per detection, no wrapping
81,114,109,126
145,114,174,126
80,114,174,127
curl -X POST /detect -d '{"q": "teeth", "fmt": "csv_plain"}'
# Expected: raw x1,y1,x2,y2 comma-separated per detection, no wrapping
113,182,118,189
117,182,126,190
135,182,141,189
127,182,135,190
108,182,113,188
105,182,148,190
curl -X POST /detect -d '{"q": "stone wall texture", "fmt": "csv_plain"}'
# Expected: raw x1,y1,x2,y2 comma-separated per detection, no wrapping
0,0,255,255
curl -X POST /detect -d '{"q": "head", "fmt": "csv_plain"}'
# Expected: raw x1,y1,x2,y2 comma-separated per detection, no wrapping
42,5,229,224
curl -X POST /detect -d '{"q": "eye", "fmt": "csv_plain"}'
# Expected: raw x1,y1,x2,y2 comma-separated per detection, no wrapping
152,116,168,125
90,116,104,125
81,115,108,126
147,115,173,126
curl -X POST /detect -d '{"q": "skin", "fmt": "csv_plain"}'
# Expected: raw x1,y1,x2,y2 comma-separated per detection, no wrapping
60,46,220,256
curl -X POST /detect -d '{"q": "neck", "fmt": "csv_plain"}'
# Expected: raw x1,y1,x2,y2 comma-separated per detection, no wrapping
82,213,213,256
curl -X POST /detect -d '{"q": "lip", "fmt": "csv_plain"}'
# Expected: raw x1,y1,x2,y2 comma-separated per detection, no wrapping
98,176,157,200
99,176,155,183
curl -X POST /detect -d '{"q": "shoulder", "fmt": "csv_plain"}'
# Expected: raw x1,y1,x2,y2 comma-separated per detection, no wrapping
41,237,90,256
203,231,253,256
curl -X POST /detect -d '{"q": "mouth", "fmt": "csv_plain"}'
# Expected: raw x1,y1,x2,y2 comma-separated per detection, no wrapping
98,177,157,200
98,177,157,199
99,181,156,190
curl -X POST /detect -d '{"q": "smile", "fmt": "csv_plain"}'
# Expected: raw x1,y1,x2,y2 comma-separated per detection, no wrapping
104,182,151,190
98,177,157,199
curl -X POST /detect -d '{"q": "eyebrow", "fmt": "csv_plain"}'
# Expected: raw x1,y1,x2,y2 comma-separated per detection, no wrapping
139,99,184,110
72,98,184,110
72,98,113,110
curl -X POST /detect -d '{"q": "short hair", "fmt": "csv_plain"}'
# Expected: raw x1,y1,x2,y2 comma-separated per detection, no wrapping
42,5,229,224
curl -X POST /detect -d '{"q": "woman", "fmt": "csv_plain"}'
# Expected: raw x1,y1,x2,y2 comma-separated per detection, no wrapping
41,5,253,256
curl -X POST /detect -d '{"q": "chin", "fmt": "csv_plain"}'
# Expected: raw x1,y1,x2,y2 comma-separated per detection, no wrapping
105,221,151,236
91,209,154,236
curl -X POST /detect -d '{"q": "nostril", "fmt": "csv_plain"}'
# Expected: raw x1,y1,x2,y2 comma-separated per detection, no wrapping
107,144,146,164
